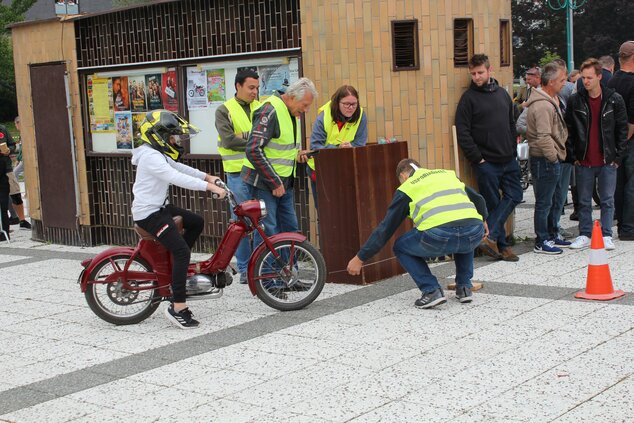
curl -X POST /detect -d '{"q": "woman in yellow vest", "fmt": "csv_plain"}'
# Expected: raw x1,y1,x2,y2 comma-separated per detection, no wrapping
308,85,368,207
347,159,489,309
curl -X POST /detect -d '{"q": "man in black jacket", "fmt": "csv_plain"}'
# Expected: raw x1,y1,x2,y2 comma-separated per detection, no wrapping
567,58,629,251
608,41,634,240
456,54,523,262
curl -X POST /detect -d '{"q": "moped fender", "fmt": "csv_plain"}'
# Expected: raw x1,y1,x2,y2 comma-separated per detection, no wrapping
247,232,307,296
78,247,137,292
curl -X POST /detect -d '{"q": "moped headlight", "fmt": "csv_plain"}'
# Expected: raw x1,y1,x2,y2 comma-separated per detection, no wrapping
259,200,267,217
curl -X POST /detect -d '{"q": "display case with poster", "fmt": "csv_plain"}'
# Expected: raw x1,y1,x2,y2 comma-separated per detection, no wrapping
87,70,154,152
186,56,299,155
85,57,299,154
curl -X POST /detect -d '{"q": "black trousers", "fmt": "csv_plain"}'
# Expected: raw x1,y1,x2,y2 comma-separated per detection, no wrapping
0,172,9,238
135,204,204,302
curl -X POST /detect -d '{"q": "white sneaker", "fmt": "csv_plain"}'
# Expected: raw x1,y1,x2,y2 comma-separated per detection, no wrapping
570,235,591,249
603,236,616,251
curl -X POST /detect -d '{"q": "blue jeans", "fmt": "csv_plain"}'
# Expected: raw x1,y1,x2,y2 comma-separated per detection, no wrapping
531,157,561,245
615,142,634,237
393,224,484,293
226,173,253,274
576,164,617,237
554,162,573,233
251,186,299,248
475,160,523,249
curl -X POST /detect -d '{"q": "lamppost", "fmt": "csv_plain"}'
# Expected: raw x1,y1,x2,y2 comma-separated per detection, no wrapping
546,0,588,72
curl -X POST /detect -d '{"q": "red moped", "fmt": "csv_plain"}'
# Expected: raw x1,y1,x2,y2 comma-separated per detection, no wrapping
79,180,326,325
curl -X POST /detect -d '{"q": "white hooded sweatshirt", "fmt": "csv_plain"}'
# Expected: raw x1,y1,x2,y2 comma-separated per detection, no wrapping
131,145,208,221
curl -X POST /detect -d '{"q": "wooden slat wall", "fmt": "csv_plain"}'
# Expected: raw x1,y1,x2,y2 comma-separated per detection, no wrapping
75,0,301,68
81,156,311,252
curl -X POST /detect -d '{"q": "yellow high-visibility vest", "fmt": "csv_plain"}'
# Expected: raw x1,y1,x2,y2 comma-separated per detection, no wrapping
243,95,299,178
307,101,364,170
397,168,482,231
218,97,261,173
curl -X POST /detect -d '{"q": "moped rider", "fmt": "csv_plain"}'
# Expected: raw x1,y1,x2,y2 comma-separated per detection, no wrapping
132,110,225,329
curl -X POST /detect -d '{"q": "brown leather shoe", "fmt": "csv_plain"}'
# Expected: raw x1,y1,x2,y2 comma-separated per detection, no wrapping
500,247,519,262
479,237,502,259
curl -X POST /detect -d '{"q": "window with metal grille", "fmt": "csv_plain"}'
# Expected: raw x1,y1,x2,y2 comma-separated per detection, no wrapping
454,19,473,67
500,20,511,67
391,20,419,71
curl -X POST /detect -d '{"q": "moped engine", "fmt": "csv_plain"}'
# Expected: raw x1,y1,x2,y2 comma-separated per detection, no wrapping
185,272,232,299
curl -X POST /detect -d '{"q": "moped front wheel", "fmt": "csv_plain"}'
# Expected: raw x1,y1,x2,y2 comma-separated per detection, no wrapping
85,255,161,325
253,240,326,311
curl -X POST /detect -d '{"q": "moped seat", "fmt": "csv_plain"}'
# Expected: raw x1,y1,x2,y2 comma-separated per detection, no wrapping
134,216,184,240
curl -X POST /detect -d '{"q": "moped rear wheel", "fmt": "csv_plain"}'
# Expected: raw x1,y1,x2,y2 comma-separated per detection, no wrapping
85,255,161,325
253,240,326,311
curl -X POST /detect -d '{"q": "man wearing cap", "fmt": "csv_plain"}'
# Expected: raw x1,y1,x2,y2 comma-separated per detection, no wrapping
522,67,541,108
608,41,634,241
347,159,488,309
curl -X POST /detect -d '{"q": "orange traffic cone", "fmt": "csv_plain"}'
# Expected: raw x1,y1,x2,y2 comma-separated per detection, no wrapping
575,220,624,301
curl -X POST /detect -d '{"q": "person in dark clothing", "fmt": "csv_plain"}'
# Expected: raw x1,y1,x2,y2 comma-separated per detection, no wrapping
608,41,634,240
347,159,488,309
0,125,16,240
455,53,523,262
567,58,629,251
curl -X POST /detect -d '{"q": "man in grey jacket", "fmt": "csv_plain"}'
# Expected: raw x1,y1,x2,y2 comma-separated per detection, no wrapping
525,62,569,254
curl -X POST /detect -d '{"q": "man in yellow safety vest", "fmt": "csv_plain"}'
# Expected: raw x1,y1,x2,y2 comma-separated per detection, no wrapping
347,159,489,309
241,77,317,242
215,69,261,283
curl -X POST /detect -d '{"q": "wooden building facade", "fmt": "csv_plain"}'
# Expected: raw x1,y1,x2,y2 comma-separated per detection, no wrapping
10,0,512,250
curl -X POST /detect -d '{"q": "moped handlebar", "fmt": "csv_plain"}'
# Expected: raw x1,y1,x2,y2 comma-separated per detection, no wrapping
211,178,238,209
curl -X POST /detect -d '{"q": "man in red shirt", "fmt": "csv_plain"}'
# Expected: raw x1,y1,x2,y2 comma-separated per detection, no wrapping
566,58,629,250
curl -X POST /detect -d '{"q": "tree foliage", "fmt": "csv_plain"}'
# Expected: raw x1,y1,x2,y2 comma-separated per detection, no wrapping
539,50,562,68
512,0,634,76
0,0,36,121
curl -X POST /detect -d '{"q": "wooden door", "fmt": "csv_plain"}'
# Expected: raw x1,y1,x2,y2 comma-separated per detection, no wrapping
30,63,77,229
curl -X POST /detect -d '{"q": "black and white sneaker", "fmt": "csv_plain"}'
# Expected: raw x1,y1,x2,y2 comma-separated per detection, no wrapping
164,305,199,329
414,289,447,309
19,220,32,230
455,286,473,303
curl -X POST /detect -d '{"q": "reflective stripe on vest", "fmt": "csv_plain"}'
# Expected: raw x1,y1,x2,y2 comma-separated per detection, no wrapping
218,97,261,173
307,100,364,170
397,168,482,231
243,95,299,178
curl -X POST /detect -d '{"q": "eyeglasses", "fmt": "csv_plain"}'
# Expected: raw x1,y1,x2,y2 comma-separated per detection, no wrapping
340,102,358,109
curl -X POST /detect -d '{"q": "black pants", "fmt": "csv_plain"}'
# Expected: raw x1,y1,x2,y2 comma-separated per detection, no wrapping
135,204,204,303
0,171,9,238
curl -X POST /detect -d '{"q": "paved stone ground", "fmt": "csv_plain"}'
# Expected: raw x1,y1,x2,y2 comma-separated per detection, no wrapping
1,188,634,422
